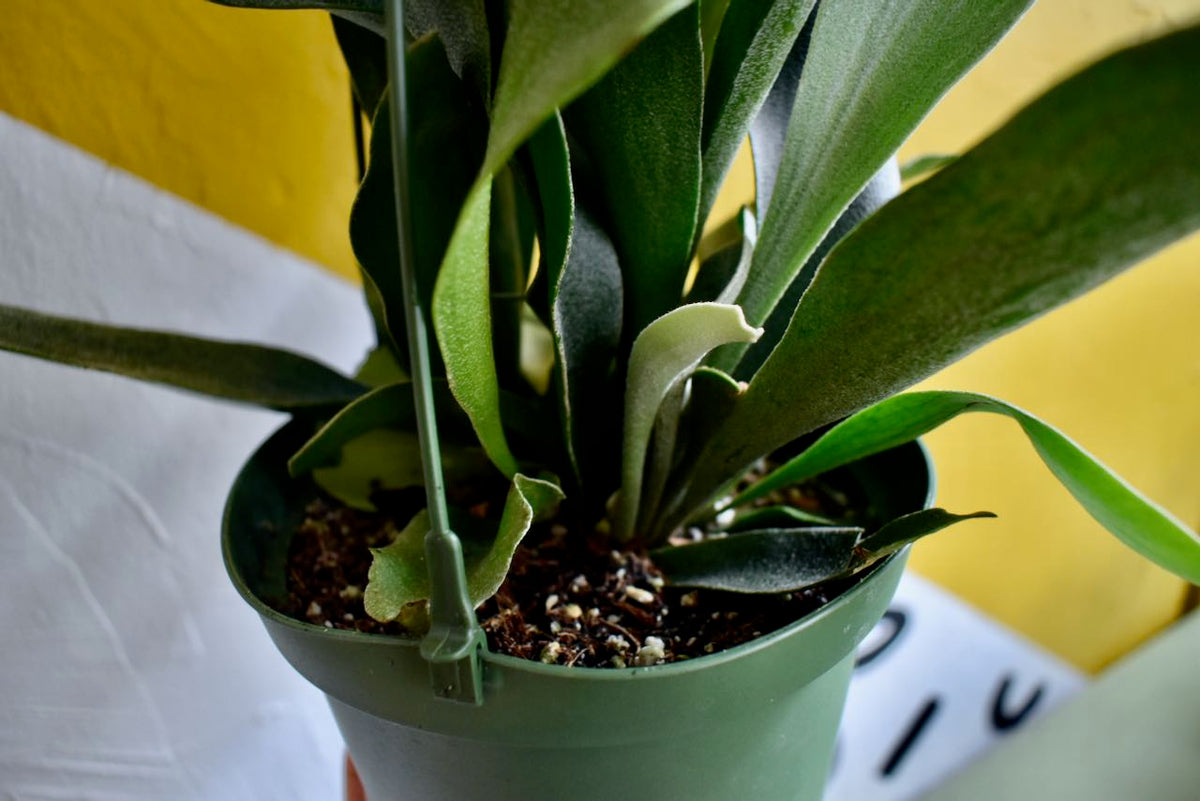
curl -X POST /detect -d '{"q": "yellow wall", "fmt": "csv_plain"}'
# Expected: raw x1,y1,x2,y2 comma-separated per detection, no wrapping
0,0,359,277
900,0,1200,671
2,0,1197,671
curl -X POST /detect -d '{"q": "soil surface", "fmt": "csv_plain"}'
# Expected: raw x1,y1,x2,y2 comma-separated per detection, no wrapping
279,474,866,667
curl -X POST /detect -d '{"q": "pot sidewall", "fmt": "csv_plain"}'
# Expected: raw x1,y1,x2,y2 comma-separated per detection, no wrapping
222,423,930,800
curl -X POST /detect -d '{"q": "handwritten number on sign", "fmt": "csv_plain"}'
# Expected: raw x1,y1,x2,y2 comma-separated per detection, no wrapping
879,696,941,777
855,608,908,669
990,673,1045,732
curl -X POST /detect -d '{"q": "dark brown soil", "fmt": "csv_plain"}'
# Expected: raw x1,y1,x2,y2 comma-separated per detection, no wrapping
279,473,865,667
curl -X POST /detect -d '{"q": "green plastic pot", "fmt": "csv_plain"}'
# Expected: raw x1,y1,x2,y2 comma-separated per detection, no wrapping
223,423,933,800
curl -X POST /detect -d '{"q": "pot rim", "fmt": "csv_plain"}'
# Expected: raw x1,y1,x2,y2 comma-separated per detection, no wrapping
222,426,934,683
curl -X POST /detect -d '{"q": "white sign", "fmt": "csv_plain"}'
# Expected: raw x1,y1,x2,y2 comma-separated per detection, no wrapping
827,573,1085,800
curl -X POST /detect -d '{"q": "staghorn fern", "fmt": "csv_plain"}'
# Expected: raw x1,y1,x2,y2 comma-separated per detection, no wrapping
3,0,1200,620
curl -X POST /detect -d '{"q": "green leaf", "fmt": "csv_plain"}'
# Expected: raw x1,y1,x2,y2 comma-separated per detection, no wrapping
470,474,565,603
364,508,429,622
639,379,688,534
855,508,996,562
310,430,425,510
288,381,471,477
564,4,704,333
332,14,388,114
692,25,1200,514
651,366,747,536
900,153,957,182
432,0,690,481
652,527,862,593
311,429,493,511
717,159,898,378
735,391,1200,584
365,474,564,619
700,0,816,226
744,5,812,218
0,303,363,412
354,346,408,388
402,0,490,104
687,206,756,304
529,116,624,494
351,36,486,358
736,0,1031,328
483,0,693,178
432,178,519,477
615,303,762,542
489,166,531,390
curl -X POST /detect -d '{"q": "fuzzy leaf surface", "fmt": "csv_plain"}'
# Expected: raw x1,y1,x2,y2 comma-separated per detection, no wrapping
745,5,812,219
352,36,486,360
690,26,1200,516
432,178,518,476
615,303,761,542
717,159,899,378
0,304,363,411
365,474,564,619
484,0,692,178
433,0,690,478
653,527,861,593
700,0,815,223
402,0,490,103
734,391,1200,584
565,5,704,333
855,508,996,561
529,116,624,492
737,0,1031,327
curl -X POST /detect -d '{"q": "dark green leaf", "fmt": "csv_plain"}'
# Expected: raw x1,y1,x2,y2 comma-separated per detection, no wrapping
653,527,862,592
718,159,898,378
733,391,1200,584
332,14,388,115
483,0,693,178
0,304,363,412
700,0,816,226
432,0,691,478
745,4,812,218
692,26,1200,515
687,206,756,304
855,508,996,562
529,116,624,493
351,35,486,359
736,0,1031,328
402,0,490,103
564,5,704,334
